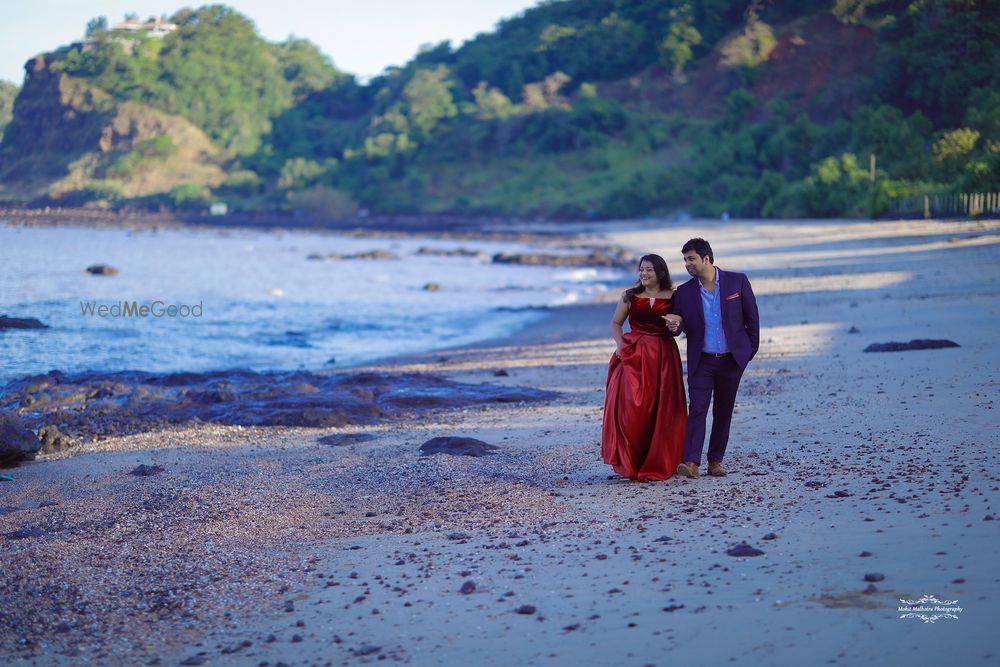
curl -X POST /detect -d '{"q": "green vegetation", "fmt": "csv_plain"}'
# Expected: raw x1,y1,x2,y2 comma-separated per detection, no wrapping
0,0,997,218
0,81,17,142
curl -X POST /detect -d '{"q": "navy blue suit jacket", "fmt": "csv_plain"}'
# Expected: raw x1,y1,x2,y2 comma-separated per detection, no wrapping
671,268,760,378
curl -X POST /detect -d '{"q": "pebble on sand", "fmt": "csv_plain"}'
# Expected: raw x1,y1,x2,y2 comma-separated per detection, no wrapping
726,543,765,557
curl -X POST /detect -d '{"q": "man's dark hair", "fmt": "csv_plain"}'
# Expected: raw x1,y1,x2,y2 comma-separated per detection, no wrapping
682,238,714,263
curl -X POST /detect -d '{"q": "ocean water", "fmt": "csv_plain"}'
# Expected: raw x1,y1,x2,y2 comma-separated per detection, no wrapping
0,223,624,385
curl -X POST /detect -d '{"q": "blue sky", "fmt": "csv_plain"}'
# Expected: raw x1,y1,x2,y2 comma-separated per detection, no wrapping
0,1,541,85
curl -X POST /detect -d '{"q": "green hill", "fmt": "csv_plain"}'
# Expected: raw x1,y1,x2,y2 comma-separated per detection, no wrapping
1,1,998,219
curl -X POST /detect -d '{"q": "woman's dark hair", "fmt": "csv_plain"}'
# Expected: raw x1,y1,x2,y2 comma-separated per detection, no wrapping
623,254,673,301
681,238,714,263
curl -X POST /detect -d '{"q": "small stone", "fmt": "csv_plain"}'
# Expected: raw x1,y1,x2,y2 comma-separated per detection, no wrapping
848,325,860,334
514,605,537,615
448,531,471,540
863,584,878,594
493,369,509,377
726,543,764,557
762,532,778,540
86,264,120,276
130,464,165,477
353,645,381,656
863,573,885,582
460,580,476,594
859,551,872,557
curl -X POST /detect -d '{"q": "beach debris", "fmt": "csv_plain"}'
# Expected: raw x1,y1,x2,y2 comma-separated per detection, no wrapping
0,475,14,482
514,605,537,615
419,436,500,457
863,572,885,582
0,315,48,330
0,410,42,465
863,339,959,353
725,543,765,557
317,433,375,446
353,645,381,657
422,282,442,291
859,551,873,557
460,580,477,594
848,325,860,333
494,369,510,376
762,532,779,540
85,264,120,276
130,464,165,477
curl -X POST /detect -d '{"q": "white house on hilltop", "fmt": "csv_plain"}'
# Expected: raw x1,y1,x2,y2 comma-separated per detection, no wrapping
110,19,177,38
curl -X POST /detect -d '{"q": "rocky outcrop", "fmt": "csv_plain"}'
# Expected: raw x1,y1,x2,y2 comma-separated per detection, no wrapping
0,410,42,465
1,369,558,451
0,315,48,330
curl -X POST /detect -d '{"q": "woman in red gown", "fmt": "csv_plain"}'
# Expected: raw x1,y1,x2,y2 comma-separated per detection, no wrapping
602,254,687,481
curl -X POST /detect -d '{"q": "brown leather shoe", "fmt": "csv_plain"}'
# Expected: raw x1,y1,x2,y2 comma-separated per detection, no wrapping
676,462,700,479
708,461,727,477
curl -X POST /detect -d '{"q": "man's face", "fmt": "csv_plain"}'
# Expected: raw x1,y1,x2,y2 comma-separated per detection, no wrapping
683,251,710,277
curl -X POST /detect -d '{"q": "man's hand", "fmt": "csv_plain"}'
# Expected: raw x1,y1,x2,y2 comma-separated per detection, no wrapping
663,314,682,333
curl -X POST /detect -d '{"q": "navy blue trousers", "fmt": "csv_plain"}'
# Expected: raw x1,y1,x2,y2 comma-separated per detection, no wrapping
682,353,744,464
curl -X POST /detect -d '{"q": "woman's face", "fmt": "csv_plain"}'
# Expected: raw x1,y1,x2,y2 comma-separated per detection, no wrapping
638,260,658,288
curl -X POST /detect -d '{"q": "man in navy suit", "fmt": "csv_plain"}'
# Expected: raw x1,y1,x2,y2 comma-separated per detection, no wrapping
666,238,759,478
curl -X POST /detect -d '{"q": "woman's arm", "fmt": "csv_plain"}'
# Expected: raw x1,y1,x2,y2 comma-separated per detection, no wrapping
611,293,630,358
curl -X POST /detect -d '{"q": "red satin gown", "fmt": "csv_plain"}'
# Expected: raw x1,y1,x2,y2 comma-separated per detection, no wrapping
601,295,687,481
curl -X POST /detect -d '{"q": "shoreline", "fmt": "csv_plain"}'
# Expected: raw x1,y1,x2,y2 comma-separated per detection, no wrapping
1,216,998,665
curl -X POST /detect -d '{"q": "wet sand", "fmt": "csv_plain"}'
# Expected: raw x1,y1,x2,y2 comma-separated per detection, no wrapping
1,217,998,666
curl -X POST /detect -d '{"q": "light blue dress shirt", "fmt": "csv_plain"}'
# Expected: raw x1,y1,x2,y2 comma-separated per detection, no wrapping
700,268,729,353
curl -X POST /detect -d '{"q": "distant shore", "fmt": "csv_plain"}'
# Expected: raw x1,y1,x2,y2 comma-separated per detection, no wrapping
0,205,572,239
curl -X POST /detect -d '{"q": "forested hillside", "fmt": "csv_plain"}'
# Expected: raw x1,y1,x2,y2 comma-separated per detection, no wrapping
1,0,997,220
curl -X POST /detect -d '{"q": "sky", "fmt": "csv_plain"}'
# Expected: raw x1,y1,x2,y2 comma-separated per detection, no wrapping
0,0,542,85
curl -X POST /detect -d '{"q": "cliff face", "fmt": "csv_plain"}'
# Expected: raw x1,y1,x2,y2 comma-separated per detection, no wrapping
0,54,224,203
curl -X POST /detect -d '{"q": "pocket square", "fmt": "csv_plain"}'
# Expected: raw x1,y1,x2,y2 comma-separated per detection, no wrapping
725,292,741,300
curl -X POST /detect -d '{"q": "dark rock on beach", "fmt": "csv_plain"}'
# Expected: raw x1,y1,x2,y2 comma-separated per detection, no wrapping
726,543,765,557
419,437,501,457
316,433,376,447
130,464,165,477
0,315,49,330
0,410,42,465
863,339,959,353
417,246,486,258
309,250,399,261
85,264,120,276
0,370,557,447
38,425,77,456
492,249,631,268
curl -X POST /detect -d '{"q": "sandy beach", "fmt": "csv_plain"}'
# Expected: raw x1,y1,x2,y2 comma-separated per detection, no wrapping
2,216,998,666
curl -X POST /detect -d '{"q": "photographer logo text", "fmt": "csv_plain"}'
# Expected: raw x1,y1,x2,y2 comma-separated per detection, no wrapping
80,300,203,318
